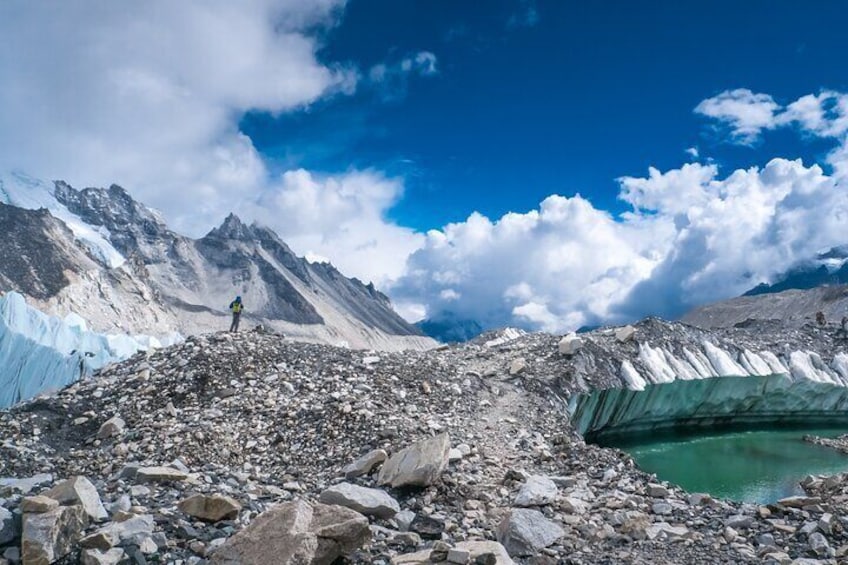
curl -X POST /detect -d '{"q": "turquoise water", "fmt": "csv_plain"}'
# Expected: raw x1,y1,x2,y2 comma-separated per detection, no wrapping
611,428,848,503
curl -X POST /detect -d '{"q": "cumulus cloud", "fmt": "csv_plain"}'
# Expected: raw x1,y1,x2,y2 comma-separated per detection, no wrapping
392,89,848,331
0,1,430,287
254,169,423,285
694,89,781,144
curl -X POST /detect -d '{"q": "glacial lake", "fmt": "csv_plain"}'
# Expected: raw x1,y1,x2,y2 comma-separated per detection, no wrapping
606,427,848,503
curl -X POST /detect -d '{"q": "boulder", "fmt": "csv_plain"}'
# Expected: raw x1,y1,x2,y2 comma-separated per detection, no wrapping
178,494,242,522
496,509,564,557
0,474,53,496
210,500,370,565
135,466,188,483
45,476,108,522
342,449,388,479
558,334,583,355
96,416,125,439
378,434,450,488
0,507,15,545
319,483,400,519
21,495,59,514
615,325,636,342
513,475,558,507
393,541,515,565
509,358,526,375
21,505,88,565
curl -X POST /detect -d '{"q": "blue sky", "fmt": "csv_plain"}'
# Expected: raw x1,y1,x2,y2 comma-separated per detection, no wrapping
2,1,848,331
243,0,848,230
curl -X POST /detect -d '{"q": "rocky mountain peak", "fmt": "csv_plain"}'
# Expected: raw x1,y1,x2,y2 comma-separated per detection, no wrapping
206,213,252,241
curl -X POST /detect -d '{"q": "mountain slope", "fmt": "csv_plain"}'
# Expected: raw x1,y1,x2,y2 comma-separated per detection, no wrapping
682,285,848,329
0,172,433,351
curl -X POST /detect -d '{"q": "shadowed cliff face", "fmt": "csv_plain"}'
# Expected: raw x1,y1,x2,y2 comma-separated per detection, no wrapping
0,203,97,299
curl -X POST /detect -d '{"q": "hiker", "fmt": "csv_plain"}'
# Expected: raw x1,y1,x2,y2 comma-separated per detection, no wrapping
228,295,244,332
816,311,826,326
837,317,848,340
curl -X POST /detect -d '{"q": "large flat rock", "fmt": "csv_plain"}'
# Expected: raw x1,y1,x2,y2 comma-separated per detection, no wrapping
378,434,450,488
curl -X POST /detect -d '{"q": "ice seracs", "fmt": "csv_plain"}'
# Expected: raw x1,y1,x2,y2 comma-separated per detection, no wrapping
0,291,177,408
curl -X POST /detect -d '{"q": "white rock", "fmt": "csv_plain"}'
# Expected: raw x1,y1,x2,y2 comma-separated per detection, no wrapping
509,358,527,375
342,449,388,479
558,333,583,355
319,483,400,519
615,325,636,342
513,475,558,507
96,416,125,439
378,434,451,488
45,476,108,522
496,509,564,557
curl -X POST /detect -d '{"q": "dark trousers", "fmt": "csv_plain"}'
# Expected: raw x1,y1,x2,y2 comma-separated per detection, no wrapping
230,312,241,332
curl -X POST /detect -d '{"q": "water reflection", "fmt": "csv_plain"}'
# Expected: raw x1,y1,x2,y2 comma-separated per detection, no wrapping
609,428,848,503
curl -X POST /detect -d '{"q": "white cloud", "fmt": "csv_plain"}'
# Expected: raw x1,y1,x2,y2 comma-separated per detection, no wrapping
685,147,700,159
780,91,848,138
694,89,781,144
0,1,433,288
253,169,424,286
392,102,848,332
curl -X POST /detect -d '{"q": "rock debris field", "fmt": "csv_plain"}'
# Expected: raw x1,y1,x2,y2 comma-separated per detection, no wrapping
2,328,848,564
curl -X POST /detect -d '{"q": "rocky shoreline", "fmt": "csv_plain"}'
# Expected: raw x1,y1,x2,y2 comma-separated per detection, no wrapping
1,328,848,564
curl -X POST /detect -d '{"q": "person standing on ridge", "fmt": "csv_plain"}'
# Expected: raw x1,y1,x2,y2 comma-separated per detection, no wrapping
229,295,244,332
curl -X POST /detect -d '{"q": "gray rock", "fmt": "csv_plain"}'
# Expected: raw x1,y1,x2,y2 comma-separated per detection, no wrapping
509,358,527,375
135,466,188,483
0,474,53,496
21,495,59,514
724,515,754,530
809,532,830,557
651,502,672,515
496,508,564,557
81,548,125,565
0,507,15,545
513,475,558,507
645,522,688,540
210,500,370,565
342,449,388,479
378,434,451,488
21,505,88,565
395,510,416,532
393,541,514,565
558,334,583,355
178,494,242,522
45,476,108,522
615,325,636,342
647,483,670,498
96,416,125,439
319,483,400,518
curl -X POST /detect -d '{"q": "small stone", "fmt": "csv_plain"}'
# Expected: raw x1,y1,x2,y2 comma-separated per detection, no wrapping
0,508,15,545
558,334,583,355
21,495,59,514
410,514,444,540
395,510,416,532
615,325,636,342
318,483,400,519
81,548,125,565
447,548,470,564
809,532,830,557
342,449,388,479
513,475,558,507
647,483,670,498
178,494,242,522
509,358,527,375
135,466,188,483
96,416,126,439
496,508,564,557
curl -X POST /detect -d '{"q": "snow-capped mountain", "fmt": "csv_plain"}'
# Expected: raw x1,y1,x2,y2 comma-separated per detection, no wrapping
744,245,848,296
0,172,433,351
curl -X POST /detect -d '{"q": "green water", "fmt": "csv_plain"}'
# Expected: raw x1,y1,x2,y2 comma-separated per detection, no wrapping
614,428,848,503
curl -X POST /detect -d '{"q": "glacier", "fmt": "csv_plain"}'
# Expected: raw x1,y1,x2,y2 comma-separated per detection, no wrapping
0,291,179,408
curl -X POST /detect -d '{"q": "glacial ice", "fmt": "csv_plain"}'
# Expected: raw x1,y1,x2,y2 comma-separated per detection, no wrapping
0,292,178,408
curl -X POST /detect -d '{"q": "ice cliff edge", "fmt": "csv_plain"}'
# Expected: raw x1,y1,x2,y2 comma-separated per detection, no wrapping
0,291,179,408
